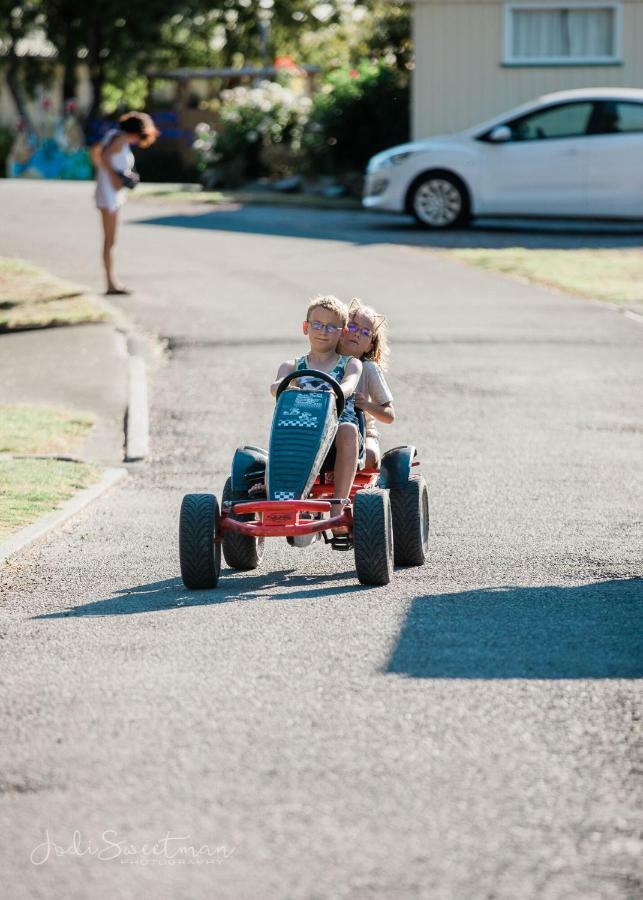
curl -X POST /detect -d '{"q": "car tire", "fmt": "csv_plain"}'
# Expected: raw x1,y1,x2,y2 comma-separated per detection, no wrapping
221,478,265,570
389,475,429,566
179,493,221,589
408,171,470,229
353,489,394,586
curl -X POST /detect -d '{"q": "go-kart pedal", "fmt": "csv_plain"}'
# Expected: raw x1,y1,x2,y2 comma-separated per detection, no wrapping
328,533,353,551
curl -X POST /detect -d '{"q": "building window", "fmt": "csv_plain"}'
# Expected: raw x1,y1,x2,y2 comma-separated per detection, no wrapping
504,3,622,65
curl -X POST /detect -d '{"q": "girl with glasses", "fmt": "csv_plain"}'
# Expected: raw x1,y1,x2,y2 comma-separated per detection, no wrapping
339,299,395,469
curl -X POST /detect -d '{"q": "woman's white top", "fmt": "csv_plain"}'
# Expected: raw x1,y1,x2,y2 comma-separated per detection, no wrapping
94,129,134,212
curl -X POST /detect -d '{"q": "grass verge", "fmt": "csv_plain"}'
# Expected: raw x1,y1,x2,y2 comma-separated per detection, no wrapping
0,405,98,542
0,404,95,455
133,183,361,211
0,458,98,541
0,257,107,332
450,248,643,307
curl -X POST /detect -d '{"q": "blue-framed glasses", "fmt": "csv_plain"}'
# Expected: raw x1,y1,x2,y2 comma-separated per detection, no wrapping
308,320,340,335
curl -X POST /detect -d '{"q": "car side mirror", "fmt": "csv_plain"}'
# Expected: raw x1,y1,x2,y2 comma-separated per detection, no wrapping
488,125,511,143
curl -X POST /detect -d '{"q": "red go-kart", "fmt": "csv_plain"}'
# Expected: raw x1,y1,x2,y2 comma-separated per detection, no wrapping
179,370,429,587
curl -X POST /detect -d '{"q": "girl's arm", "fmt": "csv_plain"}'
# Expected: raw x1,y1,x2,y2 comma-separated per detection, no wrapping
340,358,362,400
355,394,395,424
270,360,295,397
354,363,395,423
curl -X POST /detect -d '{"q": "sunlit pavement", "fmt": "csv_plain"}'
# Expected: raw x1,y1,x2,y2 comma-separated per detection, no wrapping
1,180,641,900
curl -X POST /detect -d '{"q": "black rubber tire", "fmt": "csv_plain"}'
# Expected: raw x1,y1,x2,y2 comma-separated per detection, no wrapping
179,493,221,589
390,475,429,566
221,478,265,570
353,489,394,586
407,170,470,229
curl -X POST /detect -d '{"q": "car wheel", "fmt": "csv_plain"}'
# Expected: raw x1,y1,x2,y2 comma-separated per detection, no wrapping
409,173,470,229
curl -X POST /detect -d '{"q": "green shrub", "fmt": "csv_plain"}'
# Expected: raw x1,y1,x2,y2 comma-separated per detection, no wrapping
193,81,312,185
304,62,409,176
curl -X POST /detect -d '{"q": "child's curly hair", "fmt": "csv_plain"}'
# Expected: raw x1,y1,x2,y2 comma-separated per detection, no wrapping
348,298,390,370
306,295,348,327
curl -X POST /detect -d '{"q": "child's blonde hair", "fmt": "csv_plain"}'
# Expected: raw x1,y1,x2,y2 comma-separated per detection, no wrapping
348,298,390,370
307,295,348,328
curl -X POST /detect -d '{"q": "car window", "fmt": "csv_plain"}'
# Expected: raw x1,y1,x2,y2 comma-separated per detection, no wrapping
615,102,643,133
586,100,643,135
505,102,594,141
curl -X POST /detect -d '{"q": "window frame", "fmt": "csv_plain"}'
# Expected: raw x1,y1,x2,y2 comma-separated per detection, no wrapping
502,2,623,67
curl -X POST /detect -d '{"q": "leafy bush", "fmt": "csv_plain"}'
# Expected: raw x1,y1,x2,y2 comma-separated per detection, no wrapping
304,62,409,176
193,81,312,185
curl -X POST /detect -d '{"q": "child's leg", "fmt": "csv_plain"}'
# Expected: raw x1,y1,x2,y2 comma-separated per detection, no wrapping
364,435,382,469
332,422,359,504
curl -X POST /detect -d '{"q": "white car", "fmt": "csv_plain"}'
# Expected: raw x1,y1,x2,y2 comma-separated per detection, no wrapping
363,87,643,228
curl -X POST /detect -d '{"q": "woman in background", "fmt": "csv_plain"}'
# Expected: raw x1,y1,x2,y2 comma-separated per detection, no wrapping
91,111,159,295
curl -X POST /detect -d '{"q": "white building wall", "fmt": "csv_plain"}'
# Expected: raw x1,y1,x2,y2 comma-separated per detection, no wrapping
412,0,643,138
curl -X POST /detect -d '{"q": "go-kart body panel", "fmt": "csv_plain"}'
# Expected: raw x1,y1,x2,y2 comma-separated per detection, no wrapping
267,387,338,501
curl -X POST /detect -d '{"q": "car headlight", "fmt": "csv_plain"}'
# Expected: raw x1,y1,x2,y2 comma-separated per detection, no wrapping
377,151,413,170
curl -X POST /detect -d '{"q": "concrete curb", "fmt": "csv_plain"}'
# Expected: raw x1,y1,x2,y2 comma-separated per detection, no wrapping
0,467,127,566
125,335,150,462
91,293,153,462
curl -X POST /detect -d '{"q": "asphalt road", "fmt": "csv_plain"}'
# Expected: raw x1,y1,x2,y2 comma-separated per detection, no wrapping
1,181,642,900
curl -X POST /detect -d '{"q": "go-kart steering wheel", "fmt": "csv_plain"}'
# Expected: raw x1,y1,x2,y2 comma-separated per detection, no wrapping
276,368,345,417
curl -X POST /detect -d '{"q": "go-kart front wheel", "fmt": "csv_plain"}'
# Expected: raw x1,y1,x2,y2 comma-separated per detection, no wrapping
353,488,394,586
390,474,429,566
221,478,265,570
179,493,221,589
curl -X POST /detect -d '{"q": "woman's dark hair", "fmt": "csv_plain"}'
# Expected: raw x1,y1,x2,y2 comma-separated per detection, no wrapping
118,111,159,148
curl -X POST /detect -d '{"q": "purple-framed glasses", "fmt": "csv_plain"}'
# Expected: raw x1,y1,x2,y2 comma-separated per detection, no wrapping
346,322,373,339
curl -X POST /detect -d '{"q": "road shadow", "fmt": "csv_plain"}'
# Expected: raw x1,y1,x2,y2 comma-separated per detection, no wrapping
131,204,643,250
33,568,366,618
385,578,643,679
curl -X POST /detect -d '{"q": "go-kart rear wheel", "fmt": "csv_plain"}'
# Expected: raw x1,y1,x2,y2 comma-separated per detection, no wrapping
221,478,265,570
390,475,429,566
353,488,394,586
179,493,221,589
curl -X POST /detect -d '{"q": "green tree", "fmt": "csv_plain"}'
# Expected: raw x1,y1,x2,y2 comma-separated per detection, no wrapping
41,0,192,119
0,0,43,129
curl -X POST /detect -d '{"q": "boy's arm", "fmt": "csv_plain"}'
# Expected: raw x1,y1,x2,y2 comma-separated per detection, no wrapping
270,360,296,397
340,358,362,400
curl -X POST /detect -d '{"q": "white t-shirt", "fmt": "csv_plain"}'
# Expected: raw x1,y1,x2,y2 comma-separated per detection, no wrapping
357,360,394,437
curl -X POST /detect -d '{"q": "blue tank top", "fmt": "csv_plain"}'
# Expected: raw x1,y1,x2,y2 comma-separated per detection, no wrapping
295,355,359,426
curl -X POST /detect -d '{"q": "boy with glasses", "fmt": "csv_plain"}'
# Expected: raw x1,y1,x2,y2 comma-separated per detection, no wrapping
270,295,362,520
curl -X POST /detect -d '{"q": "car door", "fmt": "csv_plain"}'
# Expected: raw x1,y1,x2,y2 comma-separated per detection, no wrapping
584,100,643,217
475,101,594,216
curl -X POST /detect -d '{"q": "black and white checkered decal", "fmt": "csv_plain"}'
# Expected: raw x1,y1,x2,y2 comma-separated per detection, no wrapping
273,490,296,500
277,411,318,428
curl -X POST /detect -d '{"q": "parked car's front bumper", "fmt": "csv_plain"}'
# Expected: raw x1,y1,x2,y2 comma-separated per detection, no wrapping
362,172,406,213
